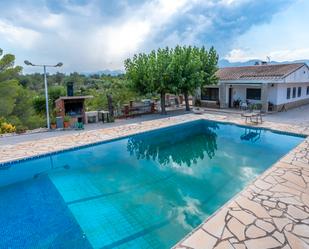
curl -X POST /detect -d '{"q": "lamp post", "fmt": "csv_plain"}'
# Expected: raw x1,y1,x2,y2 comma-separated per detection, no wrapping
24,60,63,129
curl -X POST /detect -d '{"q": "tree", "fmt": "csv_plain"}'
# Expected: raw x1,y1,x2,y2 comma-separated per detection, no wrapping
171,46,204,111
200,46,219,87
0,49,22,117
148,48,175,114
125,47,174,114
49,85,66,108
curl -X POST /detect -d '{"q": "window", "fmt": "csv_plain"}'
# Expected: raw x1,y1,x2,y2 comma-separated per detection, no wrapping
246,88,261,100
292,87,296,98
307,86,309,95
287,88,291,99
201,88,219,101
298,87,302,97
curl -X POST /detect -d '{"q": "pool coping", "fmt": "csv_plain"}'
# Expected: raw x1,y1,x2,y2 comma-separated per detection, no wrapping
1,113,309,249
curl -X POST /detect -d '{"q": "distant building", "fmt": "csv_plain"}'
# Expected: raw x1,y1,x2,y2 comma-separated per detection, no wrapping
196,63,309,112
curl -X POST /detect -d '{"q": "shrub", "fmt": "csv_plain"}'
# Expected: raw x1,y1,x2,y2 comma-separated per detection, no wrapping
0,122,16,134
64,116,71,122
15,125,27,134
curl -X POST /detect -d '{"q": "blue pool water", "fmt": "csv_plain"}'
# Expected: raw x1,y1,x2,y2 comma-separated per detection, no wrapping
0,120,305,249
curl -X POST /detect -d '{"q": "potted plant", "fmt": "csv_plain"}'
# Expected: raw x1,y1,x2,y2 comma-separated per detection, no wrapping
194,99,202,107
50,116,57,129
63,116,71,128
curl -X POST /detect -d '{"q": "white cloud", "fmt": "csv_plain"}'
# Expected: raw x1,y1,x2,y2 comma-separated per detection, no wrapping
269,48,309,61
0,0,307,72
225,48,256,62
225,47,309,62
0,20,40,49
227,0,309,63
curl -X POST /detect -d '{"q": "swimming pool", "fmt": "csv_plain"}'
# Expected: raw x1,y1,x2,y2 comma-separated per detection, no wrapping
0,120,305,249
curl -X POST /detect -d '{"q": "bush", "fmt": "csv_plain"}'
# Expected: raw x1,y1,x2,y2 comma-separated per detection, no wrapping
15,125,27,134
0,122,16,134
33,96,46,114
194,99,202,107
25,115,46,129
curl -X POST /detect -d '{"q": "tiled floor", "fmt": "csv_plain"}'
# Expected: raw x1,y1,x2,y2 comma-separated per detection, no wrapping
1,113,309,249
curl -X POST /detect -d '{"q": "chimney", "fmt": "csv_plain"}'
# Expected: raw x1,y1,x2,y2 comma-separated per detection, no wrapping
67,82,74,96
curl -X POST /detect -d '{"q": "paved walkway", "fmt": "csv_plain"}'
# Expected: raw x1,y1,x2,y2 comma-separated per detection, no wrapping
265,104,309,127
0,110,187,146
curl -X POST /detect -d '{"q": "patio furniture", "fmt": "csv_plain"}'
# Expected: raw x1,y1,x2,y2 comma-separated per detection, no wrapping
85,111,98,124
122,101,154,118
74,121,84,130
98,110,110,123
240,102,248,110
241,111,263,124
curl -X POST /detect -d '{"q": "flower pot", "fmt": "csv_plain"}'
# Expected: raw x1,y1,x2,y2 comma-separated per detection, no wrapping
63,121,70,128
51,123,56,129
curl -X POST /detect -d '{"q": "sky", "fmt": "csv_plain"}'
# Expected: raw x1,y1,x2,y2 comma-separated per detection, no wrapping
0,0,309,73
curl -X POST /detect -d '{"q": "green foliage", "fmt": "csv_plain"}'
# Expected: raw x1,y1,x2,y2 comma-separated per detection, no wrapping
0,49,22,117
49,85,66,107
125,45,219,113
0,45,219,132
125,47,175,114
200,46,219,86
171,46,205,110
0,48,43,132
64,115,71,122
32,95,46,114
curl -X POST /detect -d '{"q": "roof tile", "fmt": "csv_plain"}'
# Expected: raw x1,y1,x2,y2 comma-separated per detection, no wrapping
216,63,306,81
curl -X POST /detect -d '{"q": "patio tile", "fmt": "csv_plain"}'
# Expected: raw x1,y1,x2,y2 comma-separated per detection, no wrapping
181,229,217,249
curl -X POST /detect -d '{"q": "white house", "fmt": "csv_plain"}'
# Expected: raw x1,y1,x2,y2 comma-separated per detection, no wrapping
197,63,309,112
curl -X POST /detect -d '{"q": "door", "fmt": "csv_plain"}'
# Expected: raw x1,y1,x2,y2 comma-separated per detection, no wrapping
228,87,233,108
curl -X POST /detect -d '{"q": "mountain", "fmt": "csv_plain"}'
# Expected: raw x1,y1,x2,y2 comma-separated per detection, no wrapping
218,59,309,68
83,69,124,76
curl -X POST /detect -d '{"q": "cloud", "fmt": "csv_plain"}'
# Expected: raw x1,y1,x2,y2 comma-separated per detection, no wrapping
0,0,299,72
225,49,255,62
0,20,40,49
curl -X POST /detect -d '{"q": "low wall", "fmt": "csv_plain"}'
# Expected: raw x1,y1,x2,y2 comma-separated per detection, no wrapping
200,100,220,108
273,97,309,111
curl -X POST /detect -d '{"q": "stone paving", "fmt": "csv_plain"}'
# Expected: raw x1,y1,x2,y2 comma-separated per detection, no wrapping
1,113,309,249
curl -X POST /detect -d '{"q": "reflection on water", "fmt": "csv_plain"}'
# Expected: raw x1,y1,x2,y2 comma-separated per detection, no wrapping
127,121,219,167
240,127,262,142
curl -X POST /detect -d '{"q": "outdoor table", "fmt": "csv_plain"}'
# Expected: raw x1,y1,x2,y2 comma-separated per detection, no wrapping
85,111,98,124
99,111,110,123
241,112,263,124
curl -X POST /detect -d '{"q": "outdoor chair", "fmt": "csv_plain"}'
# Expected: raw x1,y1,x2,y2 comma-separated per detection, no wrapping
240,102,248,110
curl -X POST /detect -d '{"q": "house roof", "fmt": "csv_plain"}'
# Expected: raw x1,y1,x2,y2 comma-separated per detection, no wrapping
216,63,307,81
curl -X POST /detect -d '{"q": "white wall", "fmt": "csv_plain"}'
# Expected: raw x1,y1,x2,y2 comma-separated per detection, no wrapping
284,65,309,83
276,83,309,105
232,85,246,103
268,84,278,104
231,85,262,104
